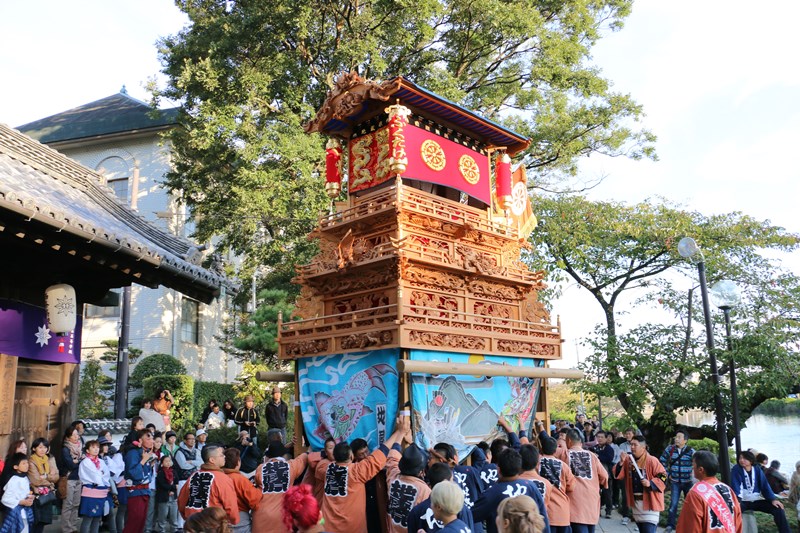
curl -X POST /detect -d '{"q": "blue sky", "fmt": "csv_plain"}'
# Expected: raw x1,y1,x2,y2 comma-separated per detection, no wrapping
2,0,797,368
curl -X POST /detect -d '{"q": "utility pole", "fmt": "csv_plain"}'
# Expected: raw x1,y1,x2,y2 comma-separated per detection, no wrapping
115,163,138,418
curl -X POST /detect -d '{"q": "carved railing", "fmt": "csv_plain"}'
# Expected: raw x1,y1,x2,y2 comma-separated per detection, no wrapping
279,304,400,338
402,305,559,339
318,187,398,231
399,186,518,239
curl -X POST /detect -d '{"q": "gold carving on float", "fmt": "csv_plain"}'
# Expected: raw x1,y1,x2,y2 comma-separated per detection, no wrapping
341,330,393,350
285,339,329,357
458,154,480,184
408,330,487,350
374,128,392,181
421,139,446,171
402,265,465,292
350,134,374,188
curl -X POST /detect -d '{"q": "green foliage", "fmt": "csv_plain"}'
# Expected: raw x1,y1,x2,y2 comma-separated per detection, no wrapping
232,361,272,406
234,289,295,366
754,397,800,415
155,0,655,293
131,354,187,390
143,375,195,434
529,195,800,453
100,339,143,366
193,381,236,422
77,360,114,419
204,425,240,447
686,438,720,454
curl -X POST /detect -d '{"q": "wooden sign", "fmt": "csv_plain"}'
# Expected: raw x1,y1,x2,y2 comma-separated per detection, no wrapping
0,354,19,435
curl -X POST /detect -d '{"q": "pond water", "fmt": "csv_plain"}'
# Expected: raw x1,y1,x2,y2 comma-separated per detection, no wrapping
677,411,800,475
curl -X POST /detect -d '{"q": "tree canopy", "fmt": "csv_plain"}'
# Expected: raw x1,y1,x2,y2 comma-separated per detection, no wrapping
155,0,654,292
529,194,800,452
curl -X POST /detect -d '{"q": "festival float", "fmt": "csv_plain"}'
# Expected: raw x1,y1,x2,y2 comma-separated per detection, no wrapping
274,72,581,459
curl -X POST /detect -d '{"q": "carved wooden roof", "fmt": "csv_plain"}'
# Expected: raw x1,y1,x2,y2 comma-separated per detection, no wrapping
305,73,531,155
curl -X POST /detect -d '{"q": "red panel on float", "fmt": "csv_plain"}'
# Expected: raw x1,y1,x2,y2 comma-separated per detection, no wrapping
348,123,490,204
402,124,490,205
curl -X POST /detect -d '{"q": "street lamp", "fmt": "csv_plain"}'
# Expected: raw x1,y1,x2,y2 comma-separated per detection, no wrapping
710,279,743,457
678,237,732,485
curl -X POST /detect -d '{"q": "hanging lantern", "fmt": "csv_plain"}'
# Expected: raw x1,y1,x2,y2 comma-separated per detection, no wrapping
45,283,77,335
495,152,512,210
385,102,411,174
325,138,342,198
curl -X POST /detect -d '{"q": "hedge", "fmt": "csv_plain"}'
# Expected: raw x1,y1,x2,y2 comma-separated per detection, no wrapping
193,381,236,424
131,354,186,390
143,374,195,433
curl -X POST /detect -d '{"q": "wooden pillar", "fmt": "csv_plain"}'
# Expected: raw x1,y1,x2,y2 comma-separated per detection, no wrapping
0,354,18,452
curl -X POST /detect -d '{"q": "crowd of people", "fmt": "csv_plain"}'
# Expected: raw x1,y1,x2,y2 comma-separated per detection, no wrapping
0,404,798,533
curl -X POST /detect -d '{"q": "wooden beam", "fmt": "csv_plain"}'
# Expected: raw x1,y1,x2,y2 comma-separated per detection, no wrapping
397,359,584,379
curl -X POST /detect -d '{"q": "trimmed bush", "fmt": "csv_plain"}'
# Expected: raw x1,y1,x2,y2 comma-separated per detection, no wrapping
193,381,236,424
131,354,187,390
205,426,240,447
143,374,194,433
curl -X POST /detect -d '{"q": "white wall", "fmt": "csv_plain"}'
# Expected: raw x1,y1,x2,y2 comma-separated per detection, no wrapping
61,133,240,383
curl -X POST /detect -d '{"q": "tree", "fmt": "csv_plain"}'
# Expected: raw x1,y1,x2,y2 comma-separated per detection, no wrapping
233,289,296,367
529,194,800,452
77,360,114,419
154,0,655,293
130,353,187,390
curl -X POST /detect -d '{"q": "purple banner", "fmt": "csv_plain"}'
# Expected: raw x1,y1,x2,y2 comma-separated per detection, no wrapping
0,299,81,364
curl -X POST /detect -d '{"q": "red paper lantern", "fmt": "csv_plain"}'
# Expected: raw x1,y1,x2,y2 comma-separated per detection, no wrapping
495,152,512,209
325,138,342,198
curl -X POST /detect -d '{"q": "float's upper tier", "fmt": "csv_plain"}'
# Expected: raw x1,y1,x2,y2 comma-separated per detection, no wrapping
305,73,530,156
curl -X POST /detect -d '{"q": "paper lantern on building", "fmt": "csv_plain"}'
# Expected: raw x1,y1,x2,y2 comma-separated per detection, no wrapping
45,283,77,334
325,138,343,198
495,152,512,210
386,102,411,174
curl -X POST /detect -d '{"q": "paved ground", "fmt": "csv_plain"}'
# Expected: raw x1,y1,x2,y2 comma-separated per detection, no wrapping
43,508,666,533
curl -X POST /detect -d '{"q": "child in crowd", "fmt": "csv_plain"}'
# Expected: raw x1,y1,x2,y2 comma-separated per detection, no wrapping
78,440,111,533
1,453,35,533
156,455,179,533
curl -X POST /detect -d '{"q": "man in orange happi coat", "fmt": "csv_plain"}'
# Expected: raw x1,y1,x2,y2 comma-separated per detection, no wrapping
613,434,666,533
677,450,742,533
251,441,314,533
537,437,575,533
385,437,431,533
222,448,262,533
519,445,553,510
565,428,607,533
315,418,408,533
178,444,239,524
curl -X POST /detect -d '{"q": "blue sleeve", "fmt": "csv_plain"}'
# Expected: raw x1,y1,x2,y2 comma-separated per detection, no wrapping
659,446,670,468
730,466,744,500
471,487,496,523
507,431,521,450
458,504,474,531
470,447,487,468
124,449,144,482
378,444,389,456
406,503,422,533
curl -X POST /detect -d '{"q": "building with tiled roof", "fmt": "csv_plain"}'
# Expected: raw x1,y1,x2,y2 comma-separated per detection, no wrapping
0,121,232,449
16,90,240,391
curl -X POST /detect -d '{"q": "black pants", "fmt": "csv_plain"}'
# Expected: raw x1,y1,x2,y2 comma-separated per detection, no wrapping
740,500,791,533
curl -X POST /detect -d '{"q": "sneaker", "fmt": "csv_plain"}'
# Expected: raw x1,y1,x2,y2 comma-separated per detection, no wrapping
665,528,674,533
605,511,612,519
621,517,629,525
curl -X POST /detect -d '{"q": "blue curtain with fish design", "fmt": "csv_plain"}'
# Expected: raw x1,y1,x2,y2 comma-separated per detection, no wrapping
298,349,400,451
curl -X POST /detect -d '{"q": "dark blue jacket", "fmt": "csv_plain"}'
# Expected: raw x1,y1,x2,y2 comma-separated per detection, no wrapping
472,478,550,533
438,518,473,533
407,498,474,533
61,446,80,480
731,464,777,502
123,447,153,497
659,444,695,484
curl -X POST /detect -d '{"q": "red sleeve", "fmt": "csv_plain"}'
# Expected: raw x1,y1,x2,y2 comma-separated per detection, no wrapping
216,475,240,524
676,491,703,532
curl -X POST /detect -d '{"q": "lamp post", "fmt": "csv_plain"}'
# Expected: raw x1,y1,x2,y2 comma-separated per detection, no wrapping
678,237,732,485
710,279,743,457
